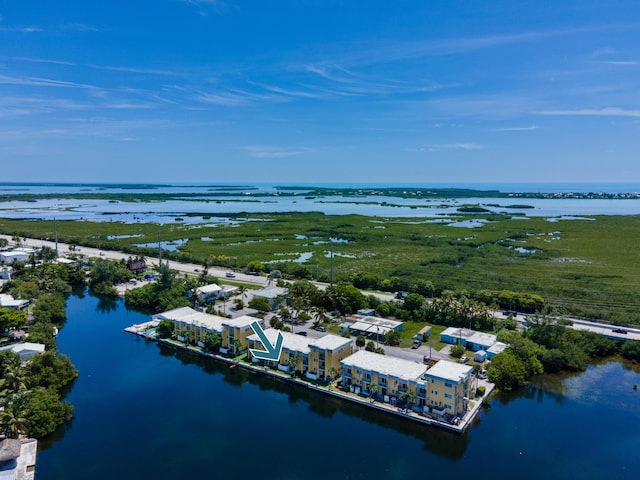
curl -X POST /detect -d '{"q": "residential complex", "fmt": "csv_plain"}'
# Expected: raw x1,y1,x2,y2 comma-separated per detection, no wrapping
341,350,475,418
153,307,478,421
153,307,263,354
246,328,353,380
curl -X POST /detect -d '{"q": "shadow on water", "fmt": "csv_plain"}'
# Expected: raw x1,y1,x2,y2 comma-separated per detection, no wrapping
155,341,470,459
95,295,119,314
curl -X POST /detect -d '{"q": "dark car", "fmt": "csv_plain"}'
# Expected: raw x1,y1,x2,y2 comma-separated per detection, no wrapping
295,331,308,336
612,328,628,334
411,341,421,349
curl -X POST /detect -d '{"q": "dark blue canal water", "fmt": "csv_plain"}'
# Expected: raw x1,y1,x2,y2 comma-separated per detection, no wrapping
37,292,640,479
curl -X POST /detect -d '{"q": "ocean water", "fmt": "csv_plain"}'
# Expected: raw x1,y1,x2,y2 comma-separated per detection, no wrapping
36,292,640,480
1,183,640,222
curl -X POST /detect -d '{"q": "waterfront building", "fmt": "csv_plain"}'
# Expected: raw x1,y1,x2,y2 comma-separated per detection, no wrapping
340,350,475,417
341,350,427,406
220,315,263,354
0,342,45,360
422,360,475,417
246,329,353,379
247,329,310,372
0,293,29,310
154,307,264,353
154,307,226,347
308,334,353,380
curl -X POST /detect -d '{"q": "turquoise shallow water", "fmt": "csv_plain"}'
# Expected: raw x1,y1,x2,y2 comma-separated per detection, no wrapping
37,292,640,480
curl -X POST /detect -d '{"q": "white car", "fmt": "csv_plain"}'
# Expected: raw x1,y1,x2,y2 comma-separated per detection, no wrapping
460,355,469,363
225,272,236,278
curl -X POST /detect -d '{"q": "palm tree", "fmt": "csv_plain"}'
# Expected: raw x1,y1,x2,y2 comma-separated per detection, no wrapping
328,366,339,383
238,285,247,303
189,289,200,309
233,338,242,356
369,382,378,402
288,353,302,376
182,329,195,346
3,365,26,395
312,306,328,327
0,399,29,439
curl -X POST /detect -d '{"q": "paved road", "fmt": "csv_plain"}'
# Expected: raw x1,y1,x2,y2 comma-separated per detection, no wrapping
1,234,270,288
0,234,395,304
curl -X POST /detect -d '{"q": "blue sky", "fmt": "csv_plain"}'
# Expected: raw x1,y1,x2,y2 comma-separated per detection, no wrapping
1,1,639,184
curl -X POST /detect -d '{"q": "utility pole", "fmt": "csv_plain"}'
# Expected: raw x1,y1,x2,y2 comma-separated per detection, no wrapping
157,228,162,265
329,237,333,286
54,217,58,256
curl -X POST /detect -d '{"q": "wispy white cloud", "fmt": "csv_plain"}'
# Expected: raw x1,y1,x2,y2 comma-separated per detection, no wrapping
599,60,638,66
243,146,312,158
105,103,153,109
408,143,483,152
193,87,282,106
491,125,539,132
535,107,640,117
0,55,76,66
0,74,94,89
181,0,224,4
314,25,632,70
0,26,42,32
591,46,617,58
247,81,325,100
304,63,444,97
0,96,90,114
64,23,100,32
180,0,227,15
89,64,177,76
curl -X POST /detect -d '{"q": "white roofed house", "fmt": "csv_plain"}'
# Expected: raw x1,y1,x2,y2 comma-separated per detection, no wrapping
0,342,46,361
195,284,238,304
0,251,30,264
252,286,288,311
0,294,29,310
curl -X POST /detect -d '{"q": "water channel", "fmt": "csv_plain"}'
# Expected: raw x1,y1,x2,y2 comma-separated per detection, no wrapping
37,291,640,479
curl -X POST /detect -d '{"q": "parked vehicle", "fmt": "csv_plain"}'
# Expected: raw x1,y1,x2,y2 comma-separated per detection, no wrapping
315,326,326,332
411,341,421,349
612,328,628,334
225,272,236,278
460,355,469,363
295,331,308,336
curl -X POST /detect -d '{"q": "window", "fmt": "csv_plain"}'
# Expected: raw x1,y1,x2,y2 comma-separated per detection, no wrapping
445,382,453,388
444,393,452,399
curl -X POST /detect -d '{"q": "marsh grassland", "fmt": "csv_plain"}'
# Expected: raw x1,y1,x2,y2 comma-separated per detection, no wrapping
2,212,639,323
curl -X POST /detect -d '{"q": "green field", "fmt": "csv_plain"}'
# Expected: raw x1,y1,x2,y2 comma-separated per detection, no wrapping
2,213,640,323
